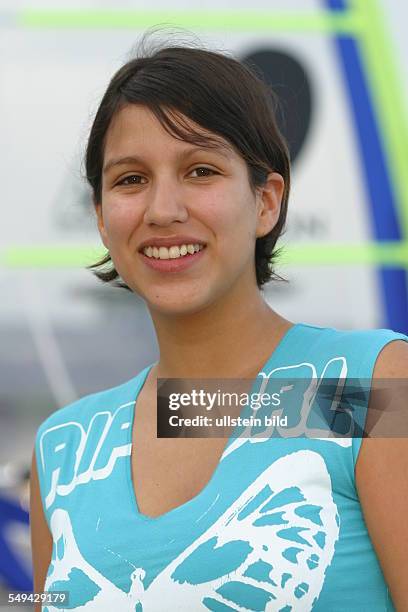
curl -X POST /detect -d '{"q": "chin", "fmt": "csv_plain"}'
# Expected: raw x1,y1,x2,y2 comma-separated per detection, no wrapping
141,284,219,317
148,295,211,317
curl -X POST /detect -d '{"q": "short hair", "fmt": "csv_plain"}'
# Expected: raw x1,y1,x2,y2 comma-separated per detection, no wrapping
85,34,290,290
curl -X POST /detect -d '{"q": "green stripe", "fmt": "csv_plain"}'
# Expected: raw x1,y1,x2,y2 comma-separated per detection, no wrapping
2,243,407,267
19,9,362,32
2,246,104,267
279,242,408,265
353,0,408,240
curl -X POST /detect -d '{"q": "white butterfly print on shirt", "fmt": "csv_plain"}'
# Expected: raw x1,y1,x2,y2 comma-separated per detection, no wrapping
44,450,339,612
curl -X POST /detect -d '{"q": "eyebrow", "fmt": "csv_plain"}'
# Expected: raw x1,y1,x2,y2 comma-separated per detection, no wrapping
103,144,233,174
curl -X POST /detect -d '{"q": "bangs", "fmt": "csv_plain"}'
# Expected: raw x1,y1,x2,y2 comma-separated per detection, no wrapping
138,101,236,155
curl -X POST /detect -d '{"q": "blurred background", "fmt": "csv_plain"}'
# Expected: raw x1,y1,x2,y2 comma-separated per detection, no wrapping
0,0,407,604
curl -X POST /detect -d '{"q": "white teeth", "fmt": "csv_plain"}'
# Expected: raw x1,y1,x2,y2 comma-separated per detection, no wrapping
158,246,169,259
169,246,180,259
142,243,205,259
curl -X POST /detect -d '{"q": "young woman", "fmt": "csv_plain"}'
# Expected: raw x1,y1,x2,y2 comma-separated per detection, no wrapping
30,40,408,611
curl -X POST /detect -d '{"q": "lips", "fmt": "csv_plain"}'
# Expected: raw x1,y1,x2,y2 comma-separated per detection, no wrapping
139,243,206,273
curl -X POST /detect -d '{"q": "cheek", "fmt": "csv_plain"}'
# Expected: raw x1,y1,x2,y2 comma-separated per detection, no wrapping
206,185,256,241
101,196,142,239
200,183,254,226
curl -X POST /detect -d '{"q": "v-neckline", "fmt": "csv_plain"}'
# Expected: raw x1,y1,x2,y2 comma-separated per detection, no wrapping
127,322,304,522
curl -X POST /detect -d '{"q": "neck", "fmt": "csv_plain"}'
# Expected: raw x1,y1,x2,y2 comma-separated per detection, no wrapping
148,282,293,379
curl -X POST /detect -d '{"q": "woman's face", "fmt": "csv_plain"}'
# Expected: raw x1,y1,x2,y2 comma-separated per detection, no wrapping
95,104,283,315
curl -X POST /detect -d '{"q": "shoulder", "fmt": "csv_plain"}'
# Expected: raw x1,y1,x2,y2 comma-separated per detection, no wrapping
35,385,121,438
34,366,150,443
371,336,408,378
300,322,406,348
325,325,408,349
351,326,408,375
356,333,408,451
300,324,408,375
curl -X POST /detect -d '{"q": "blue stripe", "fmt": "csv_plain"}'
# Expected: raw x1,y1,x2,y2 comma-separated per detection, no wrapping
334,36,401,240
326,0,348,11
380,269,408,331
324,2,408,333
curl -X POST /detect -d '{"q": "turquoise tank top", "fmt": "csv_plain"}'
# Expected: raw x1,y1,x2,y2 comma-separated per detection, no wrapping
34,323,408,611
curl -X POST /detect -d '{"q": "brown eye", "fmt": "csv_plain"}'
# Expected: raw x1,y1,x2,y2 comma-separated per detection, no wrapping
190,167,218,178
117,174,146,186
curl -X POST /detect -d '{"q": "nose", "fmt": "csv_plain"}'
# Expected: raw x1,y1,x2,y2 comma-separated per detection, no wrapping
143,176,189,226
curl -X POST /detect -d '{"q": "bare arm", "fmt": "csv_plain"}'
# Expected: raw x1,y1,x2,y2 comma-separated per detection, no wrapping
355,339,408,610
29,449,52,612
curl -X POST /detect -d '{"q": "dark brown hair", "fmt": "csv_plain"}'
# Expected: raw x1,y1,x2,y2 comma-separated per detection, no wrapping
85,34,290,290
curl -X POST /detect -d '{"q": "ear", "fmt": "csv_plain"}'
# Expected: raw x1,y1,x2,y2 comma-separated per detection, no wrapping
255,172,285,238
93,200,109,249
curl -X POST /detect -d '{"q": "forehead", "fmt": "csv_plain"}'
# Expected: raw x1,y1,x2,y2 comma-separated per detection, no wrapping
103,104,236,160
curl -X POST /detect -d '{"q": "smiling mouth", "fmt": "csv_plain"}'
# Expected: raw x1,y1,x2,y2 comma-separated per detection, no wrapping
141,244,206,260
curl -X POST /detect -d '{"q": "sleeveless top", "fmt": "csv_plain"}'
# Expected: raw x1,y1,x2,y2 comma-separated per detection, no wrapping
34,322,408,611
